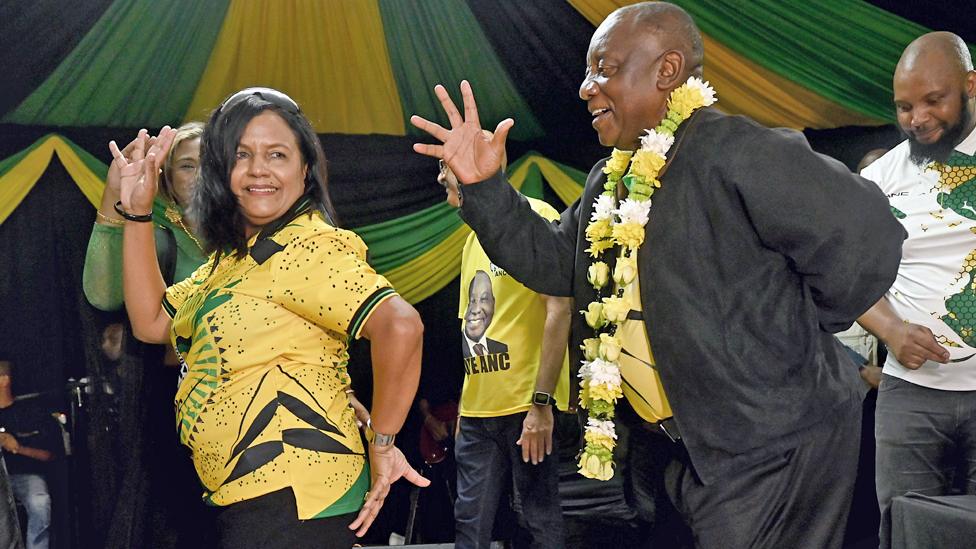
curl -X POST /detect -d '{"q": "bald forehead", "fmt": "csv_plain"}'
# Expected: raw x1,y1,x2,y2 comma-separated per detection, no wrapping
897,32,973,79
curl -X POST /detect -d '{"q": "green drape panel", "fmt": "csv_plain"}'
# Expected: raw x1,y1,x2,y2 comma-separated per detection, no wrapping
377,0,544,140
355,202,466,272
3,0,229,126
671,0,976,123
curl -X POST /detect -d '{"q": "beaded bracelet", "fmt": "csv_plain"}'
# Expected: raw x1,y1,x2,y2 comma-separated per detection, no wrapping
114,201,153,222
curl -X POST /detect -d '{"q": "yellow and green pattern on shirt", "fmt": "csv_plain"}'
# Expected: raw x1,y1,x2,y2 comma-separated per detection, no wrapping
163,211,395,520
457,197,570,417
616,265,673,423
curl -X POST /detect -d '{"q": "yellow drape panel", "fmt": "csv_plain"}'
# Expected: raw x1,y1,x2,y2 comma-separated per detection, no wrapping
183,0,405,135
700,36,881,129
509,155,585,205
385,224,472,304
0,135,104,225
567,0,883,129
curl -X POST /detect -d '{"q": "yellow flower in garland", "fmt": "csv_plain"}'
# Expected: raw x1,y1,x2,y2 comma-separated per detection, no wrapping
579,451,614,481
599,333,622,362
587,261,610,289
582,302,606,329
612,254,638,286
585,218,612,242
603,148,633,176
581,337,601,361
586,238,615,258
589,382,623,402
601,295,629,323
668,85,704,120
629,149,666,179
612,222,645,249
584,428,616,452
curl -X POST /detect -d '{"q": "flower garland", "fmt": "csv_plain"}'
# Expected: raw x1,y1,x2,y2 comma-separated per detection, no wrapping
577,76,716,481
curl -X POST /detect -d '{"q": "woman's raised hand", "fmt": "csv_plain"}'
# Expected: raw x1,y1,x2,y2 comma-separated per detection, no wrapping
109,126,177,215
411,80,513,185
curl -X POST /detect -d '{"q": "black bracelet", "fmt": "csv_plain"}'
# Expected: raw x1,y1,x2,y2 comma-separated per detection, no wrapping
114,201,153,222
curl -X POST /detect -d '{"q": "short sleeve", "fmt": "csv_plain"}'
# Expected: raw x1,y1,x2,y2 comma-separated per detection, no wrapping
162,258,214,318
274,228,396,340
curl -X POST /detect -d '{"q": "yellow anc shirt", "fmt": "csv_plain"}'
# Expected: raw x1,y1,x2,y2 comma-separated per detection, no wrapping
162,210,395,520
617,263,673,422
457,197,570,417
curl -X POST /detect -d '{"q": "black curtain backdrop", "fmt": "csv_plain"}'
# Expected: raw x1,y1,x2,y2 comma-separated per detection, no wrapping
0,158,106,549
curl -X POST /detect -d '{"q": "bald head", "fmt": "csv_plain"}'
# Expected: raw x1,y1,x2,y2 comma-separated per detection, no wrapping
611,2,704,76
898,32,973,77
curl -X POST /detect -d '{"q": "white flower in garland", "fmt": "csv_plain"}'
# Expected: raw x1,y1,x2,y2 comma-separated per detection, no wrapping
685,76,717,107
639,129,674,156
614,198,652,226
591,194,615,222
582,358,622,387
585,418,618,440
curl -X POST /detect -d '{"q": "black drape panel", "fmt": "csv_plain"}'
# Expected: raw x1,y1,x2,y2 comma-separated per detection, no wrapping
0,159,99,549
0,158,90,403
0,1,114,117
866,1,976,43
467,0,608,169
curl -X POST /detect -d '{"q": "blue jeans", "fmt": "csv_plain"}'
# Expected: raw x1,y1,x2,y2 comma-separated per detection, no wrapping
876,374,976,549
454,413,564,549
9,474,49,549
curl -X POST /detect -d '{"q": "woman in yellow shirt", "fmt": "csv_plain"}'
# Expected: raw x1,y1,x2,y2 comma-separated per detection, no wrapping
112,88,427,548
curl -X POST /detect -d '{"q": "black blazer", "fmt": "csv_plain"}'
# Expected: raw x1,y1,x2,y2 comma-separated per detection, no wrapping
459,108,905,483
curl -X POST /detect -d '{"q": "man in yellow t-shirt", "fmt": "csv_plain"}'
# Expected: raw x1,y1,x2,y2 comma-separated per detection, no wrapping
437,147,571,549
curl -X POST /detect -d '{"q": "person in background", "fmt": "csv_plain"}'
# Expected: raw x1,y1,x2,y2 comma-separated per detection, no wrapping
84,121,208,312
439,141,572,549
82,122,214,548
0,361,59,549
857,31,976,549
114,87,427,548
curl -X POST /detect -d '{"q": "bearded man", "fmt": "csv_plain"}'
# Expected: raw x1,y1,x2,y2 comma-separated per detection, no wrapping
413,3,905,548
858,31,976,549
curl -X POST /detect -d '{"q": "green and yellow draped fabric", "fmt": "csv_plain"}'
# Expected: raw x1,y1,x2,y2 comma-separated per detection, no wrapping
6,0,974,133
0,134,586,303
3,0,542,139
2,0,975,303
569,0,976,129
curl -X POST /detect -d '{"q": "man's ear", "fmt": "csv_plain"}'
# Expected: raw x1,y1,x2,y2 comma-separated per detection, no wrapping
657,50,686,90
966,70,976,99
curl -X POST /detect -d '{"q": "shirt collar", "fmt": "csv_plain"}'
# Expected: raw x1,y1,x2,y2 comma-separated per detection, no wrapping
954,124,976,156
464,333,487,354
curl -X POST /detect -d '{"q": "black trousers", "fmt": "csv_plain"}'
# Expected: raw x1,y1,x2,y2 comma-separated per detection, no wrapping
216,488,358,549
661,398,862,549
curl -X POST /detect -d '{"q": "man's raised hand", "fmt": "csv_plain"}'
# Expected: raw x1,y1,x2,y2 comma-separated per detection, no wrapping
411,80,513,185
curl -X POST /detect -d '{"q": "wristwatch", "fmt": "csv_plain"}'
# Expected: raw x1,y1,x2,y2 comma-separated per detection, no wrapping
365,419,396,447
532,391,556,406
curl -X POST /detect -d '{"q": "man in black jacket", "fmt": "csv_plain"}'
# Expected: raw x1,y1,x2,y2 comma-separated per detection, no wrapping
412,3,905,548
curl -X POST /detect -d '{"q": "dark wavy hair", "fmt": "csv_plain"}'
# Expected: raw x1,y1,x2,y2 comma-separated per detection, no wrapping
189,89,336,258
